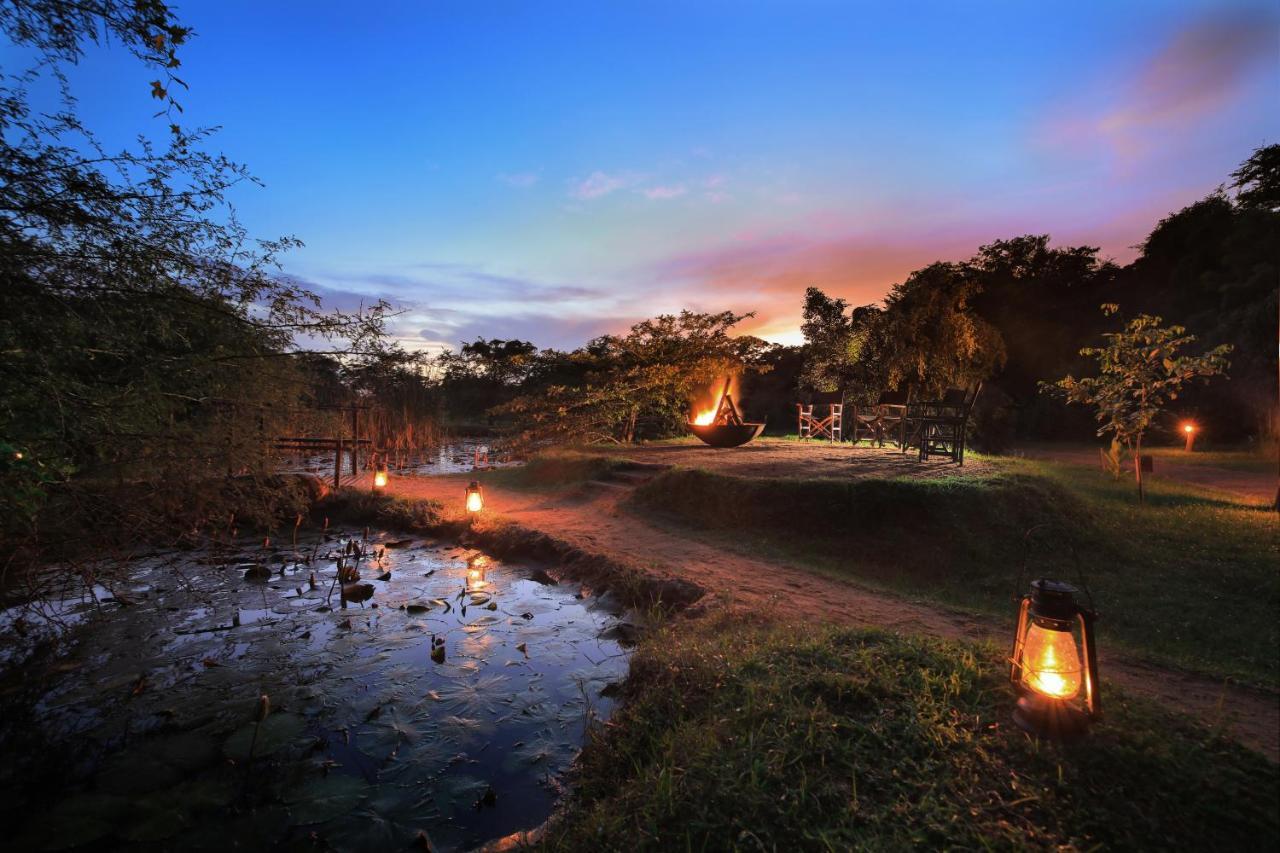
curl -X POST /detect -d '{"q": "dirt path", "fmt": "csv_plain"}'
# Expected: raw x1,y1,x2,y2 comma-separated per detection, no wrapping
1021,445,1276,505
387,471,1280,762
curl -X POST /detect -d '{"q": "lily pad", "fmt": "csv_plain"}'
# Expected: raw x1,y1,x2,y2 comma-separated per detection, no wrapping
283,774,367,825
341,582,375,603
27,793,128,851
223,712,306,762
177,806,291,851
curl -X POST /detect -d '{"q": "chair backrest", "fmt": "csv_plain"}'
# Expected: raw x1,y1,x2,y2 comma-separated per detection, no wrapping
877,389,908,406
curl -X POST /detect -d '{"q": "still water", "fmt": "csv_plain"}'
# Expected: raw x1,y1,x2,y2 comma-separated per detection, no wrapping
8,530,632,851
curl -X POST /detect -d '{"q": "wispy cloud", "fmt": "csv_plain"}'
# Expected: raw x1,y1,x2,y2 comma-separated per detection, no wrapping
1040,8,1278,162
569,170,635,199
1111,9,1276,131
641,183,687,200
496,171,539,188
702,174,730,203
294,263,631,352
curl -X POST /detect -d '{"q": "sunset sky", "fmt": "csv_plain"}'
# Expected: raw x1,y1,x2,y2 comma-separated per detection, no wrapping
53,0,1280,350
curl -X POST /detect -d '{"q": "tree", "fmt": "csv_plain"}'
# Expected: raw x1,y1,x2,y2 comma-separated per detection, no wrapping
879,262,1006,396
0,1,390,552
495,311,770,446
1231,143,1280,212
1045,306,1231,501
798,287,854,391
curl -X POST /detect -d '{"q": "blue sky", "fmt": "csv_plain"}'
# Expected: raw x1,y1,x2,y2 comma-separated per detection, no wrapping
23,0,1280,349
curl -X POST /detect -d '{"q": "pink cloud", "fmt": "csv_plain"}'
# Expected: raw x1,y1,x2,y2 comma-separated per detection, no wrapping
1039,9,1278,162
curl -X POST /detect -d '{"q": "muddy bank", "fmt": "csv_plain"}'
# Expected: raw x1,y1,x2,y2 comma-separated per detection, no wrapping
318,489,706,614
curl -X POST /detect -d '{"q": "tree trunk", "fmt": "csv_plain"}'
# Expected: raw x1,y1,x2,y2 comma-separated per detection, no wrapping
1135,433,1144,503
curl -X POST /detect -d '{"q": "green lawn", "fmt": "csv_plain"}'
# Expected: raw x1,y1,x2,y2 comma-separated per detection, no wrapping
538,616,1278,850
1020,440,1277,474
627,459,1279,688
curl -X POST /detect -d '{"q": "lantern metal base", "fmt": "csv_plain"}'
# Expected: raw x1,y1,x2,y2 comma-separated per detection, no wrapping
1013,694,1090,741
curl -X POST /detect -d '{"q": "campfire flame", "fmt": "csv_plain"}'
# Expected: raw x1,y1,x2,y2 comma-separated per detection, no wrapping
691,376,744,427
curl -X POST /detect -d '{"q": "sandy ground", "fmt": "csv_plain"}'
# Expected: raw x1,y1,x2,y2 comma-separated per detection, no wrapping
1019,445,1276,505
592,438,1003,480
383,462,1280,762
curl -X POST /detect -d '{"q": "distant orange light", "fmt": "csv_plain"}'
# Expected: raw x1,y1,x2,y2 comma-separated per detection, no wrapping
1183,423,1195,434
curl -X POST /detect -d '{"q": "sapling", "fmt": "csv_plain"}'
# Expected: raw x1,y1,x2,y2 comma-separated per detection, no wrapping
1045,305,1231,501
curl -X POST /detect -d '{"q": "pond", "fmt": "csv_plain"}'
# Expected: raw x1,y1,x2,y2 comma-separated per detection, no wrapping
282,438,521,481
4,529,633,851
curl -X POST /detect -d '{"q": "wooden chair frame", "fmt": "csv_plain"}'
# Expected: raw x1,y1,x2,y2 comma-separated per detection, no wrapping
797,393,844,442
851,389,910,447
904,384,982,465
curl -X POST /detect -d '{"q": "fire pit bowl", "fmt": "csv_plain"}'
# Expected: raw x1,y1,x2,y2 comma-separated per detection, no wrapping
688,422,766,448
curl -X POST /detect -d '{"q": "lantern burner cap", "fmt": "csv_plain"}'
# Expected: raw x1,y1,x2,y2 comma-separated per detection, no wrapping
1029,579,1079,621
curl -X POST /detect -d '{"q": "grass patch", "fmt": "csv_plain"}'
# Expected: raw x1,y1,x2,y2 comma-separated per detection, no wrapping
316,488,448,531
540,616,1278,850
629,461,1279,687
488,451,629,490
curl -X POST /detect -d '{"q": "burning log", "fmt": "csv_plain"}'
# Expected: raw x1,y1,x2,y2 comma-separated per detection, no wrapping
689,378,764,448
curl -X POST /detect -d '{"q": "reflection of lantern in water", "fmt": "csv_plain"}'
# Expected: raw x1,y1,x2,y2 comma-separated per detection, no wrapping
465,481,484,513
467,556,489,590
1009,579,1100,739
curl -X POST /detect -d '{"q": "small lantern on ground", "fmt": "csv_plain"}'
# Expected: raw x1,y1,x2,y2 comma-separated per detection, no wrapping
1182,421,1197,452
372,461,389,490
1009,579,1101,739
465,481,484,514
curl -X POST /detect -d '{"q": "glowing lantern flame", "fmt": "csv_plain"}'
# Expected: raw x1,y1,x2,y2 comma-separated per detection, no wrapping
465,482,484,513
1183,423,1195,434
1020,622,1083,699
373,469,388,489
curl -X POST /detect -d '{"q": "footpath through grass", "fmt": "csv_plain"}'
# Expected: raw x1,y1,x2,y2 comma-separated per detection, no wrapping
628,458,1279,688
538,616,1278,850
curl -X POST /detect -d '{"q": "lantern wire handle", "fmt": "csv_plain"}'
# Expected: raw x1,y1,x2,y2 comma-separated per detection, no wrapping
1016,523,1096,614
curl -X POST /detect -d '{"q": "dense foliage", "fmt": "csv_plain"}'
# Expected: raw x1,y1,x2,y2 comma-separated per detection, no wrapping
493,311,771,446
796,151,1276,445
0,2,424,563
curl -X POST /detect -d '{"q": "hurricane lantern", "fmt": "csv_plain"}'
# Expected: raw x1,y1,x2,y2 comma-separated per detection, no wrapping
1009,579,1100,739
372,462,389,490
1182,422,1197,452
465,481,484,513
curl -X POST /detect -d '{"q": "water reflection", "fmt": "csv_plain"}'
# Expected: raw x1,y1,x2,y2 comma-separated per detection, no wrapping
5,530,633,851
